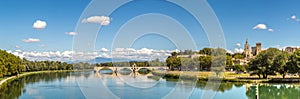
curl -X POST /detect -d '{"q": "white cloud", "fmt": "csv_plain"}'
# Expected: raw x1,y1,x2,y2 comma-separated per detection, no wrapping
100,48,109,52
9,50,89,62
111,48,178,61
253,24,267,30
22,38,40,43
227,50,233,54
65,32,77,36
8,48,182,62
268,29,274,32
82,16,110,25
32,20,47,29
291,15,297,20
234,48,244,53
236,43,241,47
99,53,110,58
137,48,153,55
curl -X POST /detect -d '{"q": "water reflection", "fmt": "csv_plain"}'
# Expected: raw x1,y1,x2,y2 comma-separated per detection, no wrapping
246,84,300,99
0,72,86,99
0,71,299,99
119,68,132,75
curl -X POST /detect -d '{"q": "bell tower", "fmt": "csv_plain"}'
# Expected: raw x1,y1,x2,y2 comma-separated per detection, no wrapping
244,38,251,59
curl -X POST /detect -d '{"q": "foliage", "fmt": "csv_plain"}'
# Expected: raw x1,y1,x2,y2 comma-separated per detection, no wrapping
211,55,226,76
246,85,300,99
226,55,233,67
248,48,300,78
181,57,199,71
234,65,246,73
248,48,281,78
0,50,74,78
199,56,212,71
72,62,94,69
286,50,300,77
232,53,245,59
166,56,181,70
273,51,290,78
178,50,197,55
0,50,23,77
199,48,213,55
166,48,228,72
23,59,73,72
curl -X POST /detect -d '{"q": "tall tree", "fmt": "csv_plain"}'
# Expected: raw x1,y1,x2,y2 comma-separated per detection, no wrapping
248,48,280,78
166,56,181,70
199,56,212,71
211,55,226,76
273,51,290,78
199,48,213,55
286,49,300,77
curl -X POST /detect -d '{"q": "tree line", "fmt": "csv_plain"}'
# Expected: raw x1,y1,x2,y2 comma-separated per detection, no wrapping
166,48,234,73
0,50,73,78
248,48,300,78
166,47,300,78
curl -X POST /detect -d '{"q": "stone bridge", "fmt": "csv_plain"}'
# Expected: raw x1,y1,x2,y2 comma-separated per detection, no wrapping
94,66,168,72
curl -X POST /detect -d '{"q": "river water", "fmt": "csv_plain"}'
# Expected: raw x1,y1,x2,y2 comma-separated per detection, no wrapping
0,71,299,99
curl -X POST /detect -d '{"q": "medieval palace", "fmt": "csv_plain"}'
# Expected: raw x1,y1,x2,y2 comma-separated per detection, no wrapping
244,38,262,59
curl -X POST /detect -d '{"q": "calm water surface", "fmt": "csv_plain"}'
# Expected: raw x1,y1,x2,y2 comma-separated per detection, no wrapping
0,71,299,99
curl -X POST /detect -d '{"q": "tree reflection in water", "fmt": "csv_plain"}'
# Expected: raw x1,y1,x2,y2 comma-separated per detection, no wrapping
0,72,73,99
194,81,244,92
165,79,300,98
246,84,300,99
1,71,299,99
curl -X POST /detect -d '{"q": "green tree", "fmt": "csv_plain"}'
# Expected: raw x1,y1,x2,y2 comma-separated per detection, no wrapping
211,55,226,76
273,51,290,78
181,58,199,71
171,52,178,57
199,56,212,71
166,56,181,70
234,65,246,73
286,50,300,77
0,50,23,76
233,53,245,59
199,48,213,55
211,48,226,76
226,55,233,68
248,48,280,78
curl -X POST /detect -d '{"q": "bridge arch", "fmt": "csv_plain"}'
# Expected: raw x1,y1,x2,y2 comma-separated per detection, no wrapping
94,66,168,72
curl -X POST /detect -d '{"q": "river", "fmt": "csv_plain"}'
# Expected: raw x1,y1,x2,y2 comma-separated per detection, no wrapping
0,70,299,99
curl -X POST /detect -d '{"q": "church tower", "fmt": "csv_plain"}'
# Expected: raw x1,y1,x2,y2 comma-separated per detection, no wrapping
244,38,251,59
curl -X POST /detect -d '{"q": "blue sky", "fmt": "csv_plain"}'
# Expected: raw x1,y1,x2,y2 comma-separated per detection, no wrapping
209,0,300,52
0,0,90,51
1,0,300,61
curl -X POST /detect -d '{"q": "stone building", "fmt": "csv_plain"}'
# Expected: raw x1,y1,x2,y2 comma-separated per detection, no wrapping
285,47,298,53
244,38,252,59
244,38,262,59
251,43,262,56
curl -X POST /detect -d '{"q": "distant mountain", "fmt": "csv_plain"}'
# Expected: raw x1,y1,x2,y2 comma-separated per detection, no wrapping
92,57,147,63
93,57,112,63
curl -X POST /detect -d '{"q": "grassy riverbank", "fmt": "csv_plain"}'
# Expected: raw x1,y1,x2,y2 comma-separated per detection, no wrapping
152,70,300,83
0,70,80,87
